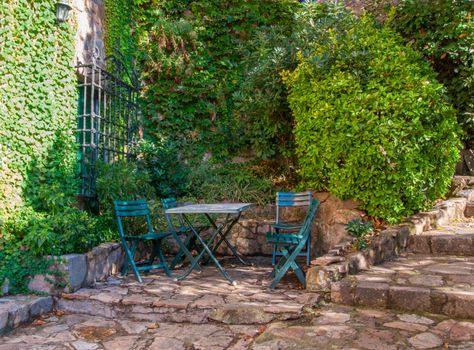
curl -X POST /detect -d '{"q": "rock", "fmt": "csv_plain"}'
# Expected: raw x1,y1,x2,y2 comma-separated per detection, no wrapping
389,286,431,313
311,256,346,266
383,321,428,332
28,274,55,295
430,235,474,256
354,282,389,308
62,254,88,292
307,265,347,292
408,332,443,349
398,314,434,325
29,297,53,317
102,336,139,350
209,304,276,325
72,340,99,350
149,337,186,350
0,308,8,335
1,278,9,296
448,321,474,341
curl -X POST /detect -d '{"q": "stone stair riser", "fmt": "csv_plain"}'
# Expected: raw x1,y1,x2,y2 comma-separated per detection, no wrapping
408,235,474,256
331,281,474,319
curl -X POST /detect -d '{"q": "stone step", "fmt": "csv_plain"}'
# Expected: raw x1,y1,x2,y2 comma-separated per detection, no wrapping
331,254,474,319
408,223,474,256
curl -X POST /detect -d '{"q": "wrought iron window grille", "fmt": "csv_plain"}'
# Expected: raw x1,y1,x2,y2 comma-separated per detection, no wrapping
76,47,140,197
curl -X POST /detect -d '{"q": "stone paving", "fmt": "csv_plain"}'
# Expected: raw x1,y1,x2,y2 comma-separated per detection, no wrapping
1,256,474,349
2,303,474,349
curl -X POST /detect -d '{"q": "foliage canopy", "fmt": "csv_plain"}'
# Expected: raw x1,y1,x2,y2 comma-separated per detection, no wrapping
390,0,474,143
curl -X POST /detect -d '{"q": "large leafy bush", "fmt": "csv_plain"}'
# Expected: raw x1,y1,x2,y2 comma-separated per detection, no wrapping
283,5,460,222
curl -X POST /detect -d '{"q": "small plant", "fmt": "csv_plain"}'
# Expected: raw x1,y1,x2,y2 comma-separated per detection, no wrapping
345,218,373,250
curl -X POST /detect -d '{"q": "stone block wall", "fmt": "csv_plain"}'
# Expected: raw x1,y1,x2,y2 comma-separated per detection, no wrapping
28,243,124,295
216,192,364,258
72,0,106,65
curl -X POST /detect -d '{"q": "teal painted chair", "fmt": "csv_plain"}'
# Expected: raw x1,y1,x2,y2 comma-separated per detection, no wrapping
272,191,313,266
266,198,319,289
114,200,172,283
162,197,208,269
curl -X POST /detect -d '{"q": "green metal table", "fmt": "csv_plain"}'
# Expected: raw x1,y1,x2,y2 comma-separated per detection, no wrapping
165,203,253,285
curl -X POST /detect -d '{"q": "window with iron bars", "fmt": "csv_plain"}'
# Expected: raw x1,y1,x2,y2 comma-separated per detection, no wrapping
76,53,140,197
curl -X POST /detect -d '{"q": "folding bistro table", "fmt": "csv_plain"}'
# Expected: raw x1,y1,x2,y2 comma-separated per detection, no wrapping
165,203,253,285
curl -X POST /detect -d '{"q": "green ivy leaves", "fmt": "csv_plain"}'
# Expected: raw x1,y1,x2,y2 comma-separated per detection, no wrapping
0,0,77,217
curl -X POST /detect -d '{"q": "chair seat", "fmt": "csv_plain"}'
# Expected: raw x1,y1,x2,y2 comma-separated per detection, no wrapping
272,222,303,231
124,231,172,240
174,224,208,235
266,232,303,244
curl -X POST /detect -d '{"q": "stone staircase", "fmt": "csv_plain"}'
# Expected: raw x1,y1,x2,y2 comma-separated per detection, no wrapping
331,220,474,319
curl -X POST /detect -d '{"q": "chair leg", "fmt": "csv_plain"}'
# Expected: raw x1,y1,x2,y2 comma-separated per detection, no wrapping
122,240,142,283
122,240,138,276
270,245,306,289
156,240,172,277
281,248,306,286
269,251,286,279
306,235,311,266
272,243,277,266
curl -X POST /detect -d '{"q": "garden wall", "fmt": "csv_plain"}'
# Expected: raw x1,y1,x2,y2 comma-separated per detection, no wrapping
73,0,106,65
28,243,124,295
216,192,363,258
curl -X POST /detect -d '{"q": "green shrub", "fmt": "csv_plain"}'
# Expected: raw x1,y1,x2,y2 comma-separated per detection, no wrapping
283,4,460,223
133,0,298,162
389,0,474,142
187,163,275,206
0,236,54,294
345,218,373,250
136,139,191,198
96,160,156,214
345,218,373,238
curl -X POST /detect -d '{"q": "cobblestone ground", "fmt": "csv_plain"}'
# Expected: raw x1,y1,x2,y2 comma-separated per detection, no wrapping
2,258,474,349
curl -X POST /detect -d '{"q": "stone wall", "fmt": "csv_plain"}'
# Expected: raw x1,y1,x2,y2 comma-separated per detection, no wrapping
216,192,364,259
72,0,106,66
28,243,124,295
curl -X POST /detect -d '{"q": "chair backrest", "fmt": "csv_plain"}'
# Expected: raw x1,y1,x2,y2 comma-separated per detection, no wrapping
276,191,312,224
114,200,153,237
161,197,187,231
299,198,320,242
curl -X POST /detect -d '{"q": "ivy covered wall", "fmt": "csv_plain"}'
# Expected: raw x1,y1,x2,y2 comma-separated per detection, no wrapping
0,1,77,217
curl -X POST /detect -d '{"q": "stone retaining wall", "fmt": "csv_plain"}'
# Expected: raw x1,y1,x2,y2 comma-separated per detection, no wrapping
0,296,53,336
216,192,364,257
28,243,124,295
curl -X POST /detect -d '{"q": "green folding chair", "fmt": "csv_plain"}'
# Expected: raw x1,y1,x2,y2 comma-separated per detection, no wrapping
114,200,172,283
266,198,319,289
162,197,209,269
272,191,313,266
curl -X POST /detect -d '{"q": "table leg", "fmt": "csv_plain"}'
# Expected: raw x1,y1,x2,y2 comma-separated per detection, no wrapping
205,213,249,266
175,214,237,285
170,228,201,272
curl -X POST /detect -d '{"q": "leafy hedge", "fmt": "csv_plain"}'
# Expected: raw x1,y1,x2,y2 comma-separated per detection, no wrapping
283,4,460,222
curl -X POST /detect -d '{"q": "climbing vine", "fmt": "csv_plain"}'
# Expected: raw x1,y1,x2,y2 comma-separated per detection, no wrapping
0,0,77,217
104,0,135,74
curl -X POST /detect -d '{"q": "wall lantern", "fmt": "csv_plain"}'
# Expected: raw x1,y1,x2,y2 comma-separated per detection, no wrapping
56,0,72,25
